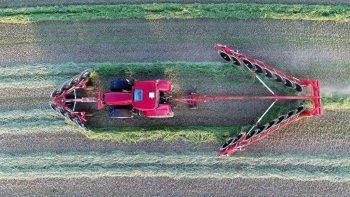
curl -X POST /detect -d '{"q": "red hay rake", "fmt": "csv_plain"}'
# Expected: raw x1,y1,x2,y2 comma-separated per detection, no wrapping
211,44,322,156
49,44,323,156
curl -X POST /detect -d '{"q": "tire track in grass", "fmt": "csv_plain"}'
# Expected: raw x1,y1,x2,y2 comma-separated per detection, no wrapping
1,151,350,182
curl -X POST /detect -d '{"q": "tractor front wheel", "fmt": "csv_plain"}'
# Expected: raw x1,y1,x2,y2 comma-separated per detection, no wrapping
110,80,133,92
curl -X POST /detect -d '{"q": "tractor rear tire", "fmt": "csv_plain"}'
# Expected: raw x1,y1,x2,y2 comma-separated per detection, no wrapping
110,80,132,92
110,108,132,118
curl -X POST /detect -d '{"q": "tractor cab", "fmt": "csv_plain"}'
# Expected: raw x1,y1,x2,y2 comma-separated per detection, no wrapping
104,80,174,118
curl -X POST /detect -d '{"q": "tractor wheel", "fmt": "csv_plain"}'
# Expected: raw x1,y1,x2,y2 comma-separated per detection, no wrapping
51,88,63,98
64,112,74,121
286,110,297,119
284,79,296,89
246,128,260,140
49,103,57,112
264,69,273,78
231,56,241,66
73,118,88,131
264,120,277,131
80,69,92,80
110,80,132,92
255,64,264,74
220,138,234,151
220,135,241,151
296,106,305,115
274,74,284,83
219,51,231,62
295,84,303,92
276,115,286,124
110,108,132,118
265,69,277,80
55,106,65,117
243,59,255,70
257,125,267,134
70,75,81,86
61,81,72,91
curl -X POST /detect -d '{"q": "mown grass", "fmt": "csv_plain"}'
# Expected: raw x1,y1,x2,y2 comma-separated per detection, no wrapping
322,96,350,110
0,109,60,124
1,151,350,182
0,3,350,24
86,126,241,144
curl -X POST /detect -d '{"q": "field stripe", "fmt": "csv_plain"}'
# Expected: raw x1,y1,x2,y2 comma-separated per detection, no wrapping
0,109,60,123
0,123,77,135
0,108,77,134
1,152,350,182
1,3,350,24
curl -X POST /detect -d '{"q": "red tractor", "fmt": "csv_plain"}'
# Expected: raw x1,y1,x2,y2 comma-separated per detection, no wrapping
105,79,174,118
50,44,323,156
50,77,174,130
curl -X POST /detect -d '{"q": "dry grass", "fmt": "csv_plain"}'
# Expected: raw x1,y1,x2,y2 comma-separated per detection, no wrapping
1,151,350,182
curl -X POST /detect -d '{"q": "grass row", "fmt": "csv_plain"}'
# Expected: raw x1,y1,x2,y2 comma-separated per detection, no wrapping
0,3,350,24
2,151,349,168
87,126,239,144
0,109,60,124
322,97,350,110
1,151,350,182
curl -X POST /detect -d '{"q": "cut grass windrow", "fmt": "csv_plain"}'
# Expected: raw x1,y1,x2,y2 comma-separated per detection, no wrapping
87,126,238,144
0,3,350,24
1,151,350,182
0,109,60,124
0,124,76,135
322,96,350,110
